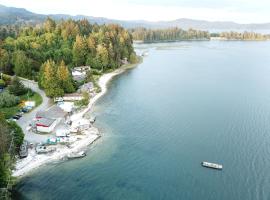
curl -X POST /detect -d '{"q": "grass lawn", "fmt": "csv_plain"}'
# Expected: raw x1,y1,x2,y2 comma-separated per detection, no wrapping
0,91,43,119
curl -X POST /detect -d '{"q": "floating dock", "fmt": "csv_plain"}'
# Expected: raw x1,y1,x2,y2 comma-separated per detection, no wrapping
201,161,223,170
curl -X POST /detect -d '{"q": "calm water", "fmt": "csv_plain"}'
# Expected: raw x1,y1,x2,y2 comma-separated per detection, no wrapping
14,41,270,200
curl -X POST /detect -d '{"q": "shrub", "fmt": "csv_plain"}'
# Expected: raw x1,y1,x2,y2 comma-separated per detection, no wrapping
0,91,19,108
129,52,138,64
0,79,5,87
75,92,89,107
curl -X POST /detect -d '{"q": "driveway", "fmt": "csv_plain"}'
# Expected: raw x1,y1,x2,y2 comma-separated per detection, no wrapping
17,79,53,143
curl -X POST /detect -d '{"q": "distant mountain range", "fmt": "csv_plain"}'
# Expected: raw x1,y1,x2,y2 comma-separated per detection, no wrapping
1,4,270,32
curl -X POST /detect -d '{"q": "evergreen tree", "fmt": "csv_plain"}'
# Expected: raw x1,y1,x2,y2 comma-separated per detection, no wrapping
73,35,88,66
0,48,10,73
57,60,75,93
12,50,32,79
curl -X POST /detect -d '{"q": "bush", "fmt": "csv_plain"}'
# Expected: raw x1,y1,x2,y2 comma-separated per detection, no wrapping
91,69,102,76
0,91,19,108
0,79,5,87
2,74,12,82
8,76,27,96
75,92,89,107
129,52,138,64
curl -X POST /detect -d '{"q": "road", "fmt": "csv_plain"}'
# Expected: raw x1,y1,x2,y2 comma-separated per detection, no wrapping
17,79,52,143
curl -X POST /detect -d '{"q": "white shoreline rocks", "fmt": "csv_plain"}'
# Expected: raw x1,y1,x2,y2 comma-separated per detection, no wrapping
13,67,129,178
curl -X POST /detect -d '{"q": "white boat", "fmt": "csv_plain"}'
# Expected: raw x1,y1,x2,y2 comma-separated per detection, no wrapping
67,151,86,159
89,116,96,123
201,161,223,170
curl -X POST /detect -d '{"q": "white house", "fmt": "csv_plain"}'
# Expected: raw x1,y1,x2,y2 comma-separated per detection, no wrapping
36,118,57,133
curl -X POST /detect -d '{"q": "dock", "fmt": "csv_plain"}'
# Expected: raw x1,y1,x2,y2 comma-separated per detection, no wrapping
201,161,223,170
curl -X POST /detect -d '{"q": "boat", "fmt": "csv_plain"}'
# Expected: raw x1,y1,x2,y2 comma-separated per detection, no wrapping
201,161,223,170
89,116,96,123
67,151,86,159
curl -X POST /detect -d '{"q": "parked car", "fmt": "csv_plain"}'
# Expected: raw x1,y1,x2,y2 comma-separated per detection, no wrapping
15,114,22,119
16,113,22,118
19,141,28,158
12,115,20,120
20,108,29,113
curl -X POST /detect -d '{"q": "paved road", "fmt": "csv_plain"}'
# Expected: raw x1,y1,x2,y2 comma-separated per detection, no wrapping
17,79,52,143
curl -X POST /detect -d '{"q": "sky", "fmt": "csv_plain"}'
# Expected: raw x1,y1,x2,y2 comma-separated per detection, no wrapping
0,0,269,23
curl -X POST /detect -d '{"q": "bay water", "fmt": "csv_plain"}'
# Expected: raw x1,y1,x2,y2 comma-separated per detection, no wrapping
14,41,270,200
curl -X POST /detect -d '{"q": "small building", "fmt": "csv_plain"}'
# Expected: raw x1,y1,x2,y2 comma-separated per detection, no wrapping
58,102,74,113
72,66,90,82
63,93,83,101
74,66,91,72
72,70,86,82
36,118,57,133
78,82,94,93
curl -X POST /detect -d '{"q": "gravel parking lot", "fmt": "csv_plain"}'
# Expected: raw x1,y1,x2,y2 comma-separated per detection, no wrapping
16,79,53,143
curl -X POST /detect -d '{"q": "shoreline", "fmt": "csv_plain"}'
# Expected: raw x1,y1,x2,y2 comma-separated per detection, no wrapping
13,59,142,178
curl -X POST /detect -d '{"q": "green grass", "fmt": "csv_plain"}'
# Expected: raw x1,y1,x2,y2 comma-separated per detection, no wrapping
0,91,43,119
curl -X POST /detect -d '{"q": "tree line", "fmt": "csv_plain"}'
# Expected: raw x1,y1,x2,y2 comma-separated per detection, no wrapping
211,31,270,40
130,27,210,42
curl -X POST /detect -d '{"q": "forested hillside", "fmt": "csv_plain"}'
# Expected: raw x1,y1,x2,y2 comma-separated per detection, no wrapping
130,27,210,42
0,18,136,97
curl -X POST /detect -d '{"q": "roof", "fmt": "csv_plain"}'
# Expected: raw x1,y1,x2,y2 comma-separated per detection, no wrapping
78,82,94,92
74,66,91,71
58,102,74,112
36,118,56,127
72,71,86,76
36,105,68,119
